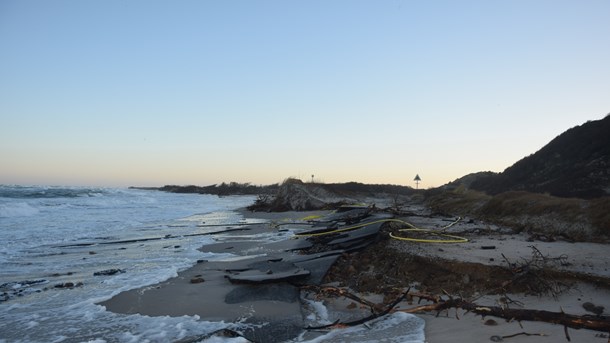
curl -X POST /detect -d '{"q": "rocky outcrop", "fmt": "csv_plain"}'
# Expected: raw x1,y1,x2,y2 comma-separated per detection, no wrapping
247,179,415,212
267,179,351,211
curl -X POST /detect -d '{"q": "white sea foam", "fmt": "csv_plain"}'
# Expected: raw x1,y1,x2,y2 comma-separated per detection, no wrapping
0,186,257,342
302,299,331,324
294,312,425,343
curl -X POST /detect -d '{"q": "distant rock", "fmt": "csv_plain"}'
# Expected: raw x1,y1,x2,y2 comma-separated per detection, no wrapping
583,301,605,315
268,179,342,211
93,269,125,276
0,279,49,302
190,276,205,284
54,282,83,289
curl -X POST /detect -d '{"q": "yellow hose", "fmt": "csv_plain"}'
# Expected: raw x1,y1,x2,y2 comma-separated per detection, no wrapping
389,229,468,243
389,216,468,243
300,214,324,221
293,217,468,243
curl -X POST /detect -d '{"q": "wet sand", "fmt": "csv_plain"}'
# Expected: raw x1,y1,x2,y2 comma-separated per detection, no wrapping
100,214,317,342
100,209,388,342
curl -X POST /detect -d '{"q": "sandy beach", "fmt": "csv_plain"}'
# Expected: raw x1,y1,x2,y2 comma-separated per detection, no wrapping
325,207,610,343
248,207,610,342
100,205,610,342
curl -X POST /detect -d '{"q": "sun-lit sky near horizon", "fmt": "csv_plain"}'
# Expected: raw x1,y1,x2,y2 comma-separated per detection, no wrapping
1,1,609,188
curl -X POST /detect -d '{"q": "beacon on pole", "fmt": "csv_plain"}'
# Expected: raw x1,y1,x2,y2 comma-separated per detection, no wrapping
414,174,421,189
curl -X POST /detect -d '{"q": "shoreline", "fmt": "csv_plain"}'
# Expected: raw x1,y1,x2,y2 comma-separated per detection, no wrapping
100,209,348,342
100,205,610,342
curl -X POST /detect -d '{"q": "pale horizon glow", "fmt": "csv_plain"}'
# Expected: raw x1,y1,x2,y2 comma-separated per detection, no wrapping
1,1,609,188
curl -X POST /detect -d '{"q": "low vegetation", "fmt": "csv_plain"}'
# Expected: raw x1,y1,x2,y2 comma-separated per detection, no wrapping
426,188,610,242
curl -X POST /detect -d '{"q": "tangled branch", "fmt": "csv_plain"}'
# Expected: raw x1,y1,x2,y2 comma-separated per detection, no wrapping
500,246,570,297
302,286,610,335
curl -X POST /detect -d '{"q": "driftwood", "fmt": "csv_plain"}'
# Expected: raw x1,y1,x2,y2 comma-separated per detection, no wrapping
397,297,610,333
302,285,610,336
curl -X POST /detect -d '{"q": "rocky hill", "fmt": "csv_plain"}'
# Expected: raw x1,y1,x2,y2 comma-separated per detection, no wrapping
468,114,610,198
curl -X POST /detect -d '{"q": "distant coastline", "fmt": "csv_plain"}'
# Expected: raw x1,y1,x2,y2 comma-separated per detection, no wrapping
130,182,279,196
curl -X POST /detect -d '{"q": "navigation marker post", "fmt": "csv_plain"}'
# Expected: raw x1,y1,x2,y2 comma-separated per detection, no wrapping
414,174,421,189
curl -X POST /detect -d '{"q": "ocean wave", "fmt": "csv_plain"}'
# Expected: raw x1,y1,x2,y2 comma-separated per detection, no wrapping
0,185,108,199
0,202,40,217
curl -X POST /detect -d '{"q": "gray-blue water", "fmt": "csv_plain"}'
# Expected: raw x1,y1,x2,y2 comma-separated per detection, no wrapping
0,185,424,342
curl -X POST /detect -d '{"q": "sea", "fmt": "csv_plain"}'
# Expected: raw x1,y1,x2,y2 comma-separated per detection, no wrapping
0,185,424,343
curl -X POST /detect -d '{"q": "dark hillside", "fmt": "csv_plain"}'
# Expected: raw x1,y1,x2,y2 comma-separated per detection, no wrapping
470,115,610,198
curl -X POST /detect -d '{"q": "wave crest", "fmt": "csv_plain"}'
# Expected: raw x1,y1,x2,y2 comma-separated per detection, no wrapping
0,202,40,217
0,185,106,199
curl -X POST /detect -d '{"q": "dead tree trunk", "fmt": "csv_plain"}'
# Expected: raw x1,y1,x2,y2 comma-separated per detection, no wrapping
398,298,610,333
302,285,610,334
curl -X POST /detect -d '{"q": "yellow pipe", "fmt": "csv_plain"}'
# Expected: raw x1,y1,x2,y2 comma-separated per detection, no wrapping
293,217,468,243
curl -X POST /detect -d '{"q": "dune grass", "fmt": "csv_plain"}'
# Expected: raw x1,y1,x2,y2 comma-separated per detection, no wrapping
426,189,609,242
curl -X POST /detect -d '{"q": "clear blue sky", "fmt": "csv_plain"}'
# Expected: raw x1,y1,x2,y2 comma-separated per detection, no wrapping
1,0,609,188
